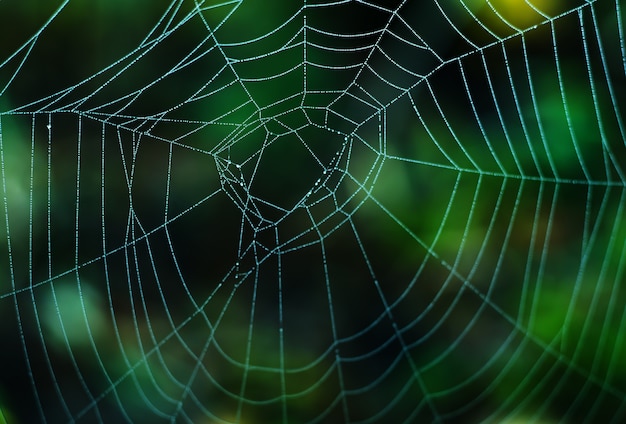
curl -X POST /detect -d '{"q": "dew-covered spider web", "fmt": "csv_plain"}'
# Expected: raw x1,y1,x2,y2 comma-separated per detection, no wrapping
1,0,626,422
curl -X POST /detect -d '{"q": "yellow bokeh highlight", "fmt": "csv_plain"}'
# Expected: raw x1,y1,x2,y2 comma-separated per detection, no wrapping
484,0,566,29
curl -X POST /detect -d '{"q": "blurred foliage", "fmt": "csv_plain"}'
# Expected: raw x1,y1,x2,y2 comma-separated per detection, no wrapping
0,0,625,423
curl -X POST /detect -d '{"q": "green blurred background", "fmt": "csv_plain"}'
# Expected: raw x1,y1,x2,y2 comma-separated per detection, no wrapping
1,0,626,423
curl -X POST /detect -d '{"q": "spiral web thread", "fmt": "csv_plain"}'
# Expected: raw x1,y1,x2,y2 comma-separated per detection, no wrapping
1,0,626,422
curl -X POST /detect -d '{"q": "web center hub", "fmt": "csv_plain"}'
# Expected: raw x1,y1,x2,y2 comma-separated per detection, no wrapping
215,122,344,222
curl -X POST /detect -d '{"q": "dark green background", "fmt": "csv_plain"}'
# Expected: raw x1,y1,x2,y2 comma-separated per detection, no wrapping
1,1,625,423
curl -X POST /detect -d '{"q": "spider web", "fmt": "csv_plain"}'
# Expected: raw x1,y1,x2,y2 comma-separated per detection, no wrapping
1,0,626,422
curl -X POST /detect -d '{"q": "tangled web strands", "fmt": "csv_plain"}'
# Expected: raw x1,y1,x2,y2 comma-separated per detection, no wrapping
1,0,626,422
